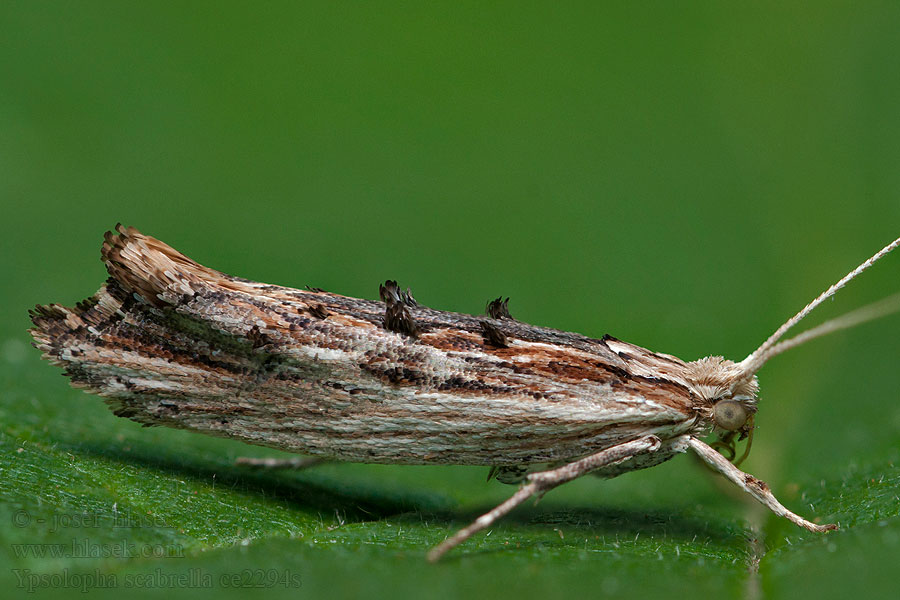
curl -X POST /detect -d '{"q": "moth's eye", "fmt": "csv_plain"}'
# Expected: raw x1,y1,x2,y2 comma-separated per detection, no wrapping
713,400,748,431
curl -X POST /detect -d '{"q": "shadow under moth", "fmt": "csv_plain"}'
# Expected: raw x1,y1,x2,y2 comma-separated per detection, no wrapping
29,225,900,561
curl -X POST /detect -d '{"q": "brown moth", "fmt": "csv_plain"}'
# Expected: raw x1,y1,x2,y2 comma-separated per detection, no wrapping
29,225,900,561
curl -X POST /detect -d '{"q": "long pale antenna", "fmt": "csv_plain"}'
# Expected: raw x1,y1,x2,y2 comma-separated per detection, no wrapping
738,235,900,377
756,292,900,362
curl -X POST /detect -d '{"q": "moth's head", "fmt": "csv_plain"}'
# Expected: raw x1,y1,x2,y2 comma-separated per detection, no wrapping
685,356,758,453
679,235,900,463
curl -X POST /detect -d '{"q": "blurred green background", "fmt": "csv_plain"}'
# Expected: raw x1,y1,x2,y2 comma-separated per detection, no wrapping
2,2,900,599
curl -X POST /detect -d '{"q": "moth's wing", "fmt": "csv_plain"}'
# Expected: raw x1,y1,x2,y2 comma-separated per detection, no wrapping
29,277,250,425
29,225,356,425
96,224,391,354
57,225,699,402
31,226,700,465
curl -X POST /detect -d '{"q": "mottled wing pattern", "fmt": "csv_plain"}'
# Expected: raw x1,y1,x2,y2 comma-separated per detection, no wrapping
30,225,699,466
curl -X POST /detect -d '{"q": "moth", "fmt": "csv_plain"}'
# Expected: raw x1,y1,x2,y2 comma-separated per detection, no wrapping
29,225,900,561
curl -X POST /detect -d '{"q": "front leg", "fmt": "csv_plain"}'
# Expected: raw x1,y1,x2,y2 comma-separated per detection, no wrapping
427,435,663,562
687,437,838,532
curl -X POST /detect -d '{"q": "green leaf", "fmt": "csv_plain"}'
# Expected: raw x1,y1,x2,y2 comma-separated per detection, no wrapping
3,352,899,599
3,2,900,598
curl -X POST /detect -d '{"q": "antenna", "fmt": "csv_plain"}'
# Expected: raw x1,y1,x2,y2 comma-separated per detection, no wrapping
738,235,900,378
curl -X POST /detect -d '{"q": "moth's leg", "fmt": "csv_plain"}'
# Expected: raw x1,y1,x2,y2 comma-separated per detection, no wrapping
427,435,662,562
687,437,838,532
235,456,328,470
